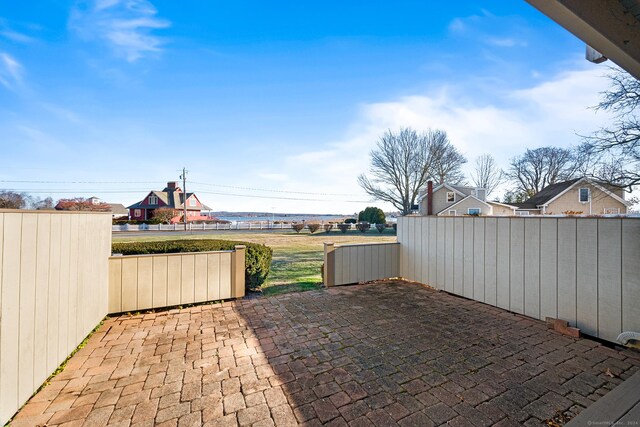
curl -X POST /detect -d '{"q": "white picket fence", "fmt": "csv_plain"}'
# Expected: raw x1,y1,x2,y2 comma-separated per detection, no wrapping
112,221,295,232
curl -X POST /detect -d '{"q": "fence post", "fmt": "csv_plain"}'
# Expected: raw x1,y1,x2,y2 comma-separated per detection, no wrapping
323,243,335,287
231,245,246,298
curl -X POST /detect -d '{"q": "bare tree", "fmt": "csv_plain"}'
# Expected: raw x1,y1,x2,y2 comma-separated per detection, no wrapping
0,191,28,209
581,67,640,188
506,146,580,197
34,196,55,210
470,154,503,196
430,132,467,184
358,127,466,215
55,197,111,211
151,208,176,224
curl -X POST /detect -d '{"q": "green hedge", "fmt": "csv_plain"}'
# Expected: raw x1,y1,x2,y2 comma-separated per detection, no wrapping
112,239,272,291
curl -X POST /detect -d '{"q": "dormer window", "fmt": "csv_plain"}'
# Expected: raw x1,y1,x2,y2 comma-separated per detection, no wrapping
579,188,590,203
149,195,158,205
446,191,455,202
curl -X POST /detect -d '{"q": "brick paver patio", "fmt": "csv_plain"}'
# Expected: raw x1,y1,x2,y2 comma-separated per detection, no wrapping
11,280,640,426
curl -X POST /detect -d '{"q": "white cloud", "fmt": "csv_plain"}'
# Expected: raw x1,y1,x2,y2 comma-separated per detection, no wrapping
258,173,289,182
40,103,83,124
0,52,23,90
0,19,36,43
274,65,613,213
17,126,68,153
448,10,528,49
486,37,527,48
0,29,35,43
448,18,467,33
69,0,170,62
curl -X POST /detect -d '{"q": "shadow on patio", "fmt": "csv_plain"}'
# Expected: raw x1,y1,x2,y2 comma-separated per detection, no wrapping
11,280,640,426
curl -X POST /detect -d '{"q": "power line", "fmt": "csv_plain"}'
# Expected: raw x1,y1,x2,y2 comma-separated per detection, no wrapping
0,180,159,184
1,188,371,203
193,189,370,203
0,189,152,193
0,179,365,197
190,181,363,197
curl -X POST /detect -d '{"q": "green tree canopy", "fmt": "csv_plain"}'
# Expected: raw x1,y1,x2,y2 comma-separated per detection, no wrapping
358,206,386,224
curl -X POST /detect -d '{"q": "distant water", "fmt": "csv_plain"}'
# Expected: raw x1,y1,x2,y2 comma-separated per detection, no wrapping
215,215,346,223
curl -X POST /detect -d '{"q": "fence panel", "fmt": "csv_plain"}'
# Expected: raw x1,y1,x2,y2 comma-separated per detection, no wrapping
622,220,640,335
324,242,400,287
108,247,245,313
398,216,640,344
0,211,111,425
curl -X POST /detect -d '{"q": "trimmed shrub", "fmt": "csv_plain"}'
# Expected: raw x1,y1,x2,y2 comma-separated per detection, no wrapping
375,223,387,233
324,223,334,233
337,223,351,233
307,223,321,233
292,223,305,233
356,222,370,233
111,239,272,292
344,218,357,224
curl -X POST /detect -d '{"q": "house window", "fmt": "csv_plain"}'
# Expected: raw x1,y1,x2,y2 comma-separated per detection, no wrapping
516,211,530,216
189,198,196,207
446,192,455,202
604,207,620,214
468,208,481,215
134,209,141,217
448,210,457,216
149,195,158,205
579,188,590,203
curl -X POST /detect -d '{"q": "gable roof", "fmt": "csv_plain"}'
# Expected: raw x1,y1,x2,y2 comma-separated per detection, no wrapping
433,183,474,197
512,177,630,209
436,195,491,215
418,183,472,202
512,179,581,209
127,186,211,210
108,203,128,215
487,201,518,210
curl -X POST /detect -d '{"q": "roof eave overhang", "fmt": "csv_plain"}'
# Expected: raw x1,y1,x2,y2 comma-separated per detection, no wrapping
525,0,640,79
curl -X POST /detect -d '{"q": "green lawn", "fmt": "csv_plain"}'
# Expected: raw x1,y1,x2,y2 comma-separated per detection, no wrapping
113,228,396,295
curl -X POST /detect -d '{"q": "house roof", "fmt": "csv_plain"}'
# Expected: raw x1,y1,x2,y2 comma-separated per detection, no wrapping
512,177,631,209
487,201,518,210
108,204,128,215
511,179,581,209
436,195,491,216
127,186,211,211
418,183,474,202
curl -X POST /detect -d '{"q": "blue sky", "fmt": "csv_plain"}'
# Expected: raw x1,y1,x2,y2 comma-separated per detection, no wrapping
0,1,618,214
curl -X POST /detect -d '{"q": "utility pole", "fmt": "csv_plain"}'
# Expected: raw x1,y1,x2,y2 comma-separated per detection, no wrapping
180,167,188,231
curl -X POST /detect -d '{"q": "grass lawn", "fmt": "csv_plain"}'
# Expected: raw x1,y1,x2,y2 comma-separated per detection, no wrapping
112,228,396,295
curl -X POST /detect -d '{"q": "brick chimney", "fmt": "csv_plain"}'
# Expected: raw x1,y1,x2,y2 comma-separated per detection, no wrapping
167,181,178,190
427,180,433,216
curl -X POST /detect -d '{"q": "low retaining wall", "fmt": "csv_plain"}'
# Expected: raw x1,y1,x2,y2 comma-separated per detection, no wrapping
108,246,245,313
324,242,400,286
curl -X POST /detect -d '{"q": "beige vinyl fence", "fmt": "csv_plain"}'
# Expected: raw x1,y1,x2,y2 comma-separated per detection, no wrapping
324,242,400,287
397,216,640,343
0,210,112,424
108,247,245,313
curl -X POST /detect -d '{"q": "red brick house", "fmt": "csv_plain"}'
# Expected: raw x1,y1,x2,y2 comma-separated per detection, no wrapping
127,182,211,223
